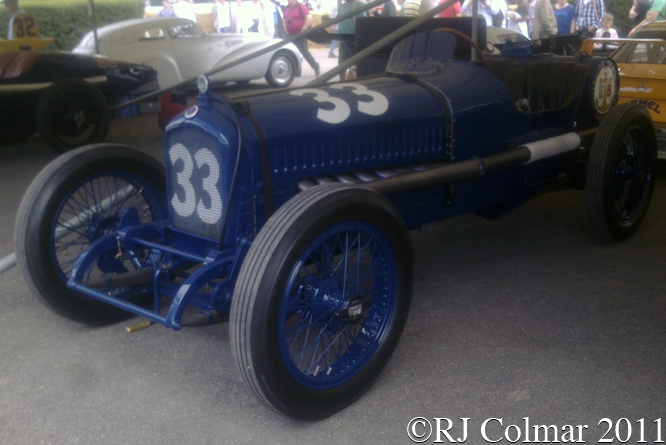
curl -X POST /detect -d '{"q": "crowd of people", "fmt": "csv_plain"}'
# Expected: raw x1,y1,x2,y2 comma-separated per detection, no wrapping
452,0,616,41
143,0,659,80
200,0,637,66
5,0,643,83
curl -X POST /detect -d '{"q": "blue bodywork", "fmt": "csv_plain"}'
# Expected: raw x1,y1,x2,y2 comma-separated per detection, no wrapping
67,31,615,329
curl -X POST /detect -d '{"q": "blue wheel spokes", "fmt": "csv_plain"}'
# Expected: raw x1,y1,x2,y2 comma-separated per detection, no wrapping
52,174,165,282
278,221,396,389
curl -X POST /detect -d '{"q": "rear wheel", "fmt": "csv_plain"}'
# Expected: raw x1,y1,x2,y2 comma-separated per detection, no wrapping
35,79,111,153
15,144,167,324
265,52,296,88
231,184,413,420
586,103,657,240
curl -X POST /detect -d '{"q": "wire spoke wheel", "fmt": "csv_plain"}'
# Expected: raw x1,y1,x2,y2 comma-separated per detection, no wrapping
279,222,395,389
15,144,167,324
231,184,413,420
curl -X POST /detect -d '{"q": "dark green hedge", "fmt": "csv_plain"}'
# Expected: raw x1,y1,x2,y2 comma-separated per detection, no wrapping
1,0,144,51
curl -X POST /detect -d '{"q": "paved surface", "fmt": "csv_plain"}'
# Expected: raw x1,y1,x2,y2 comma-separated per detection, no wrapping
1,49,666,444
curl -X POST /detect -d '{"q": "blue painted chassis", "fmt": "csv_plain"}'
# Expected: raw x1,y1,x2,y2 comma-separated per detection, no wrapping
66,32,604,330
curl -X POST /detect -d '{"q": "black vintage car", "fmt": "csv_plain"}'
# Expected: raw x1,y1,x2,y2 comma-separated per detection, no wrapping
0,51,156,151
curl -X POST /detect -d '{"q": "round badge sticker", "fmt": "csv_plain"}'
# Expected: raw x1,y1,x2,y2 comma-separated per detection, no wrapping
594,65,617,114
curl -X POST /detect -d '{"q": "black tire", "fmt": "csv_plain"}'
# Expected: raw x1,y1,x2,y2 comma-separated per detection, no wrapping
15,144,168,324
35,79,111,153
265,51,296,88
230,183,413,420
586,103,657,240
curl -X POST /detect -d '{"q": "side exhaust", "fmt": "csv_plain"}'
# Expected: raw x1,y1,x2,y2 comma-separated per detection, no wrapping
366,132,585,194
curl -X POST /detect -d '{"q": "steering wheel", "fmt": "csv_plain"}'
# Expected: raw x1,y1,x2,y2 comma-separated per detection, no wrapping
433,27,486,68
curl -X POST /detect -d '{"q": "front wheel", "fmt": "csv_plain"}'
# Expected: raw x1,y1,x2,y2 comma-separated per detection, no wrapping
586,103,657,240
265,52,296,88
15,144,168,324
230,184,413,420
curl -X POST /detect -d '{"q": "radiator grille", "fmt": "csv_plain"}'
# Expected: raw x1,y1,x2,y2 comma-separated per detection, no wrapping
166,128,226,240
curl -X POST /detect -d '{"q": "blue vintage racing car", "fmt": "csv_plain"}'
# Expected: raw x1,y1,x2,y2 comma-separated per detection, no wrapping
14,29,657,420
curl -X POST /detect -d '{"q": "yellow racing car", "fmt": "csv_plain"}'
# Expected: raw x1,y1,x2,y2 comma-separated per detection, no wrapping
580,21,666,158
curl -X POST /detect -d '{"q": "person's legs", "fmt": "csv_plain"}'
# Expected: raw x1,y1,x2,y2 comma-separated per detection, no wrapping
329,39,339,57
293,37,320,76
338,41,352,81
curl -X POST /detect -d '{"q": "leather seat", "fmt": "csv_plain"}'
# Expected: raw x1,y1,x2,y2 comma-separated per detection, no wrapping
518,61,589,112
484,59,589,113
483,59,524,103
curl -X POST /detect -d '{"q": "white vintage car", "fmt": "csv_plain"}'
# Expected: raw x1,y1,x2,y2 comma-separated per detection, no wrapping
73,17,303,89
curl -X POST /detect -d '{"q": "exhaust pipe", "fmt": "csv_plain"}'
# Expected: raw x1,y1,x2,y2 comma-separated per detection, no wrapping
367,132,584,194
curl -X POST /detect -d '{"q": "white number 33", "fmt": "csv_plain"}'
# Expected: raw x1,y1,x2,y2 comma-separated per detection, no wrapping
290,83,389,124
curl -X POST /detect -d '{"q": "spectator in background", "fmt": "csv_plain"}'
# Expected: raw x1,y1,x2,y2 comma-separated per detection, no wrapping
338,0,364,80
397,0,405,15
402,0,421,16
283,0,320,76
438,0,462,18
273,0,287,38
158,0,177,18
527,0,535,34
328,4,339,58
3,0,25,40
629,0,652,27
232,0,250,32
174,0,196,22
553,0,576,34
381,0,398,16
507,0,530,37
630,0,663,35
532,0,557,39
595,13,618,37
259,0,276,36
463,0,505,27
213,0,233,33
419,0,436,15
492,0,508,27
574,0,605,37
462,0,491,25
248,0,262,32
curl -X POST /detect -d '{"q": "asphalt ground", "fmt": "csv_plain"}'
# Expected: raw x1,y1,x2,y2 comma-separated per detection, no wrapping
1,49,666,444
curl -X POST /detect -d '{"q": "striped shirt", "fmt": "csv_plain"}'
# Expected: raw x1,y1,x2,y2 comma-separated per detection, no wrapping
574,0,605,30
402,0,421,16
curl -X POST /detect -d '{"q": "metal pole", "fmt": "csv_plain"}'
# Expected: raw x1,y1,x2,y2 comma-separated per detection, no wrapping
471,0,478,61
87,0,100,55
